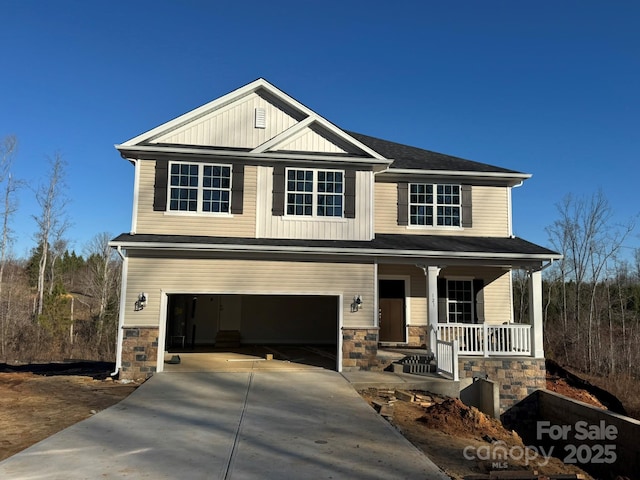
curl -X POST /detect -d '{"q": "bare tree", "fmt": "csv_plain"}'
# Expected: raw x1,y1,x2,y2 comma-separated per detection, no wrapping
83,232,120,348
546,191,635,371
33,153,69,316
0,135,19,356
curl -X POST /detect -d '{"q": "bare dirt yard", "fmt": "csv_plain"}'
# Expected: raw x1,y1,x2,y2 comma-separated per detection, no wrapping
359,388,593,480
0,362,138,461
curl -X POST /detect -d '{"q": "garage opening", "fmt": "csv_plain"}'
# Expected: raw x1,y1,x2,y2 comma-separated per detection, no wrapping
165,294,339,370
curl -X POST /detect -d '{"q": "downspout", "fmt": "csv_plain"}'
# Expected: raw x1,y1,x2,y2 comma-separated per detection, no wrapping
508,180,524,238
130,158,140,235
111,245,128,377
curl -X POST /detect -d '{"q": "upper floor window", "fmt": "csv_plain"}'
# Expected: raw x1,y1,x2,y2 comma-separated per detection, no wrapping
169,162,231,213
286,168,343,217
409,183,460,226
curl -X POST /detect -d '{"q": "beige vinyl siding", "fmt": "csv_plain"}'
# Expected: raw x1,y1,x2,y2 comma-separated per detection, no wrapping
134,160,256,237
378,265,427,326
123,257,375,329
274,129,347,154
441,266,513,324
256,166,373,240
482,271,513,324
150,92,299,149
374,182,510,236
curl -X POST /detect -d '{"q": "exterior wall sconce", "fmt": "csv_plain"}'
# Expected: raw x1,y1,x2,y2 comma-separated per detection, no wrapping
351,295,363,312
135,292,148,311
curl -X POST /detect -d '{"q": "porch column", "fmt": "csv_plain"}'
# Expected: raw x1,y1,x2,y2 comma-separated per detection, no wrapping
426,266,441,352
528,269,544,358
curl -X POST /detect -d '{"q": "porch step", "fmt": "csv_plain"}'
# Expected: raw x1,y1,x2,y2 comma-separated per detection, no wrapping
215,330,241,348
394,353,437,375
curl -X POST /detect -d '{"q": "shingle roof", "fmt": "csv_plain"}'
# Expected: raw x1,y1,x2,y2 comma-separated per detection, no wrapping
111,233,559,260
347,131,522,174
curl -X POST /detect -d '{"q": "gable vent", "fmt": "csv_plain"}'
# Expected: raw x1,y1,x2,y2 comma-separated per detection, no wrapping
254,107,266,129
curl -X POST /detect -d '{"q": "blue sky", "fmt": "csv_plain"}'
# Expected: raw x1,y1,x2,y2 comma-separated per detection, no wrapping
1,1,638,259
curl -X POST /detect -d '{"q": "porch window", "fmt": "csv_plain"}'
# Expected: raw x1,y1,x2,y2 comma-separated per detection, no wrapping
286,168,344,217
168,162,232,213
447,280,473,323
409,183,461,226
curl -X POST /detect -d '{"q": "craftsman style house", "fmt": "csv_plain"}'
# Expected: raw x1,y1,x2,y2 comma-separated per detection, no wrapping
111,79,559,404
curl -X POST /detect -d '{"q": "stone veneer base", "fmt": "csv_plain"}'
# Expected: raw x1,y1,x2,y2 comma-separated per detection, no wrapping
459,357,546,413
120,326,159,381
341,327,380,371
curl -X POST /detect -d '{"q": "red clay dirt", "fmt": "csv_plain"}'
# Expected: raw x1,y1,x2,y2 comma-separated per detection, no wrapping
359,389,593,480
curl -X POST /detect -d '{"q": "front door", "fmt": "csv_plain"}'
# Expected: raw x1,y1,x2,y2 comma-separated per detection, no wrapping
379,280,405,342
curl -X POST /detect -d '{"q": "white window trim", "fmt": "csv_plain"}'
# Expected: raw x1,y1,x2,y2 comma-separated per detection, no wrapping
408,182,463,228
167,161,233,215
285,167,345,219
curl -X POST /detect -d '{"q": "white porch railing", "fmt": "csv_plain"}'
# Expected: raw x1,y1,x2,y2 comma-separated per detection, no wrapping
436,323,532,356
435,338,459,381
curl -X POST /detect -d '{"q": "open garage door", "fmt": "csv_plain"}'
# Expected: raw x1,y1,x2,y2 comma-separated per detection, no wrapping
165,294,339,370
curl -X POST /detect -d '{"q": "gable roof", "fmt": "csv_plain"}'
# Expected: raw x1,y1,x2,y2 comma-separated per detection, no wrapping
116,78,390,169
116,78,531,182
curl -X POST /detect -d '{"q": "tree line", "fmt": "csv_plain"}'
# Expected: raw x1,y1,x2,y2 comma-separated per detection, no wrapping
0,135,121,363
515,191,639,386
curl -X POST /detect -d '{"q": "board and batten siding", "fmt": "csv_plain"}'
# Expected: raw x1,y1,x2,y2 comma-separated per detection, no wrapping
134,160,257,237
256,166,373,240
123,257,376,329
273,128,348,154
149,91,300,149
374,182,510,236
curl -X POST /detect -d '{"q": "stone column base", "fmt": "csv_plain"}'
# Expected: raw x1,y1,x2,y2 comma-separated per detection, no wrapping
120,326,159,381
342,328,379,371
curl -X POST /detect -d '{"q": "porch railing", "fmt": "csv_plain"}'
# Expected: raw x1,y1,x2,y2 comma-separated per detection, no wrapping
435,338,459,381
436,323,531,356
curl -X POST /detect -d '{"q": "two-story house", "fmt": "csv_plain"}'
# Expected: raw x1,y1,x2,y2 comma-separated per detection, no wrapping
111,79,560,408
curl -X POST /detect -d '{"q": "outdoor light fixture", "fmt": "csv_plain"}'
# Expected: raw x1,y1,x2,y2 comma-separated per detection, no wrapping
351,295,363,312
135,292,148,311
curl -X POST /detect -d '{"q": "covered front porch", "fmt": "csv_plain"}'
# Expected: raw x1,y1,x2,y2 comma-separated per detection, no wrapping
375,261,547,381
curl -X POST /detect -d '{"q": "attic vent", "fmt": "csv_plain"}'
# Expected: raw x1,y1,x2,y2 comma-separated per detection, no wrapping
254,108,266,129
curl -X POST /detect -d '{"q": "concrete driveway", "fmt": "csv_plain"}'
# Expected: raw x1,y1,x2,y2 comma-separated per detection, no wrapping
0,369,448,479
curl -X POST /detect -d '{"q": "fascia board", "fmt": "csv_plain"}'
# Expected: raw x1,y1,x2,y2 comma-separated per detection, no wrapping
119,77,387,162
109,240,562,262
119,79,274,147
378,168,531,186
251,117,315,153
115,144,392,168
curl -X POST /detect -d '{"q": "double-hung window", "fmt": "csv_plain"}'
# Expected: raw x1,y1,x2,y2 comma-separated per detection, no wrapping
169,162,232,213
409,183,461,226
447,280,474,323
286,168,343,217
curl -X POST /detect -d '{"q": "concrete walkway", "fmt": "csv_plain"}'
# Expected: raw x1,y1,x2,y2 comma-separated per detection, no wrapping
0,369,449,479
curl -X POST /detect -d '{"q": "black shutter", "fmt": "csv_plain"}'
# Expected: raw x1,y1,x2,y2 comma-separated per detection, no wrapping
344,169,356,218
272,165,285,216
397,183,408,226
473,279,485,324
461,185,472,228
437,278,447,323
153,159,168,211
230,164,244,214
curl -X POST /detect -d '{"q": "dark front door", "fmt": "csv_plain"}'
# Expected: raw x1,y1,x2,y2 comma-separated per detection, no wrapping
379,280,405,342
